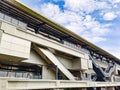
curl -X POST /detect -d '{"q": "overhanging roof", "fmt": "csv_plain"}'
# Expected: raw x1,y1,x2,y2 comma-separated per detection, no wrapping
2,0,120,63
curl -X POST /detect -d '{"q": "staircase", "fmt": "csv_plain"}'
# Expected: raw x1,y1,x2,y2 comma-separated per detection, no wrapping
89,55,116,81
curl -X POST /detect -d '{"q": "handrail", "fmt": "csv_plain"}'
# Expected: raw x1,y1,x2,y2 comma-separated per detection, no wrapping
0,12,27,29
63,41,89,54
89,55,116,81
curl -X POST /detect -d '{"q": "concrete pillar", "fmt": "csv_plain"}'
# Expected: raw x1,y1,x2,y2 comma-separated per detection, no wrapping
101,87,107,90
107,87,115,90
76,88,87,90
81,88,87,90
0,80,7,90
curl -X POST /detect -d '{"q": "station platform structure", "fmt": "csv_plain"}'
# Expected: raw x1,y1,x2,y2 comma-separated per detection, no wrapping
0,0,120,90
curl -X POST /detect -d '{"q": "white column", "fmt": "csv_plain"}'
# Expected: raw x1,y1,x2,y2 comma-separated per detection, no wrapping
101,87,107,90
107,87,115,90
0,80,7,90
81,88,87,90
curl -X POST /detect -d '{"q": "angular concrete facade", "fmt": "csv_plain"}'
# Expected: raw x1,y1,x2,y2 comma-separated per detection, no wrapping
0,0,120,90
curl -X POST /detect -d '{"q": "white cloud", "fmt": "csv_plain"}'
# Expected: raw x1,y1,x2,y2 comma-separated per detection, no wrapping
109,0,120,3
115,0,120,3
103,12,117,20
92,37,106,43
20,0,120,59
34,2,111,44
39,3,61,19
102,46,120,59
52,0,63,2
113,50,120,59
64,0,110,13
64,0,96,13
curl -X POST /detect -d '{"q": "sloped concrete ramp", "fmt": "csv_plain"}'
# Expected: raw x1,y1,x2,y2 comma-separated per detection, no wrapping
39,48,75,80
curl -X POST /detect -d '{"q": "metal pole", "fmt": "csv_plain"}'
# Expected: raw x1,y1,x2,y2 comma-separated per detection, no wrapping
55,65,58,80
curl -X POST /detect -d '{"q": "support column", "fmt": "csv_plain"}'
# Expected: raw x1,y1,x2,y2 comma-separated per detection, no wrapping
81,88,87,90
55,65,59,80
107,87,115,90
77,88,87,90
0,80,7,90
101,87,107,90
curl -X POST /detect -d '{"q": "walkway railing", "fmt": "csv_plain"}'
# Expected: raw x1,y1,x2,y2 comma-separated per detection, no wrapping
63,41,89,54
0,70,41,79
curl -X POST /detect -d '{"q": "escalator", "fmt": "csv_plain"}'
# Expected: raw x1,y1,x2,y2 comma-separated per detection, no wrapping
89,55,116,81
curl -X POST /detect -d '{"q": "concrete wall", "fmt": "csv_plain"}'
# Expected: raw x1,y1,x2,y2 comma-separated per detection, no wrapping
80,58,88,70
0,30,3,44
23,50,46,65
0,33,31,59
72,59,81,70
0,21,87,60
56,55,92,70
42,65,55,80
56,55,73,69
1,78,119,90
87,60,93,69
23,50,56,80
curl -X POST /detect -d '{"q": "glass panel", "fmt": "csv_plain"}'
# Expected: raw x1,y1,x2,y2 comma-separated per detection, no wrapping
18,21,27,29
4,15,11,22
0,12,4,20
23,72,28,78
33,75,41,79
0,71,7,77
11,18,18,25
16,72,23,78
7,71,11,77
10,72,15,77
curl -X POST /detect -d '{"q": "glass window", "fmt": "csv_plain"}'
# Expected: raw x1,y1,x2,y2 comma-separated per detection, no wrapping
7,71,12,77
27,73,33,79
11,18,18,25
16,72,23,78
18,21,27,29
0,12,4,20
0,71,7,77
10,72,15,77
4,15,11,22
23,72,28,78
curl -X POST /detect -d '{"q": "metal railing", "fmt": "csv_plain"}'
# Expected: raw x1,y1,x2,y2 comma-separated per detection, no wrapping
27,26,89,54
63,41,89,54
114,76,120,82
0,12,27,29
0,70,41,79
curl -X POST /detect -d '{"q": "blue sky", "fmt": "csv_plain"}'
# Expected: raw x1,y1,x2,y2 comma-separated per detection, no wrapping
19,0,120,59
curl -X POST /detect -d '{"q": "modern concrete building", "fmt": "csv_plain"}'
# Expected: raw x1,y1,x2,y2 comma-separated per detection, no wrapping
0,0,120,90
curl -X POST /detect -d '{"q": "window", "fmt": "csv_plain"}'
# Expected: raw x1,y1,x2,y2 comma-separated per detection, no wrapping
9,72,15,77
0,12,4,20
0,71,7,77
22,72,28,78
18,21,27,29
4,15,11,22
0,12,27,29
16,72,23,78
11,18,18,25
